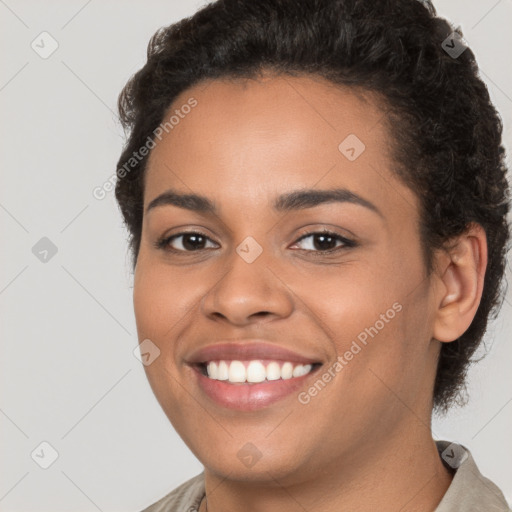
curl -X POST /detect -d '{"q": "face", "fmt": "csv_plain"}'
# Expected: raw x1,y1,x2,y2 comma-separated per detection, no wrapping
133,74,441,484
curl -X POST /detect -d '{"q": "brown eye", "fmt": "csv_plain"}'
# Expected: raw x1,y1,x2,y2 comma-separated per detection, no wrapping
156,231,217,252
292,230,355,253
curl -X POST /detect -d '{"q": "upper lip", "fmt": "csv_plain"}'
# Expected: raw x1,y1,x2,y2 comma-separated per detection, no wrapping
186,341,323,365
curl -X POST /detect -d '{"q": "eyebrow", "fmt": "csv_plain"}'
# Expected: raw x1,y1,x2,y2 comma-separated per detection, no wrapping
146,187,383,218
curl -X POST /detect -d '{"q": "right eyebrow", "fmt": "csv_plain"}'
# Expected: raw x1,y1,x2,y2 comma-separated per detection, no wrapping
146,189,216,214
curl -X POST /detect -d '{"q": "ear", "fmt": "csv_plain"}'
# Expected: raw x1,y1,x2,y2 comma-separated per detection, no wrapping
432,223,488,343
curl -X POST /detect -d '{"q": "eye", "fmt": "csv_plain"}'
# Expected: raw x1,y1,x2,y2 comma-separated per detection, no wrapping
290,230,355,253
155,231,218,252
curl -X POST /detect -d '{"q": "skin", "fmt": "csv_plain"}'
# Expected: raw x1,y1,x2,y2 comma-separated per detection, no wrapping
133,74,487,512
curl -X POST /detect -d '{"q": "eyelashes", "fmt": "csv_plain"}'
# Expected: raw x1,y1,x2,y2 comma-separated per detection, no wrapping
154,228,357,256
292,230,356,253
155,230,216,252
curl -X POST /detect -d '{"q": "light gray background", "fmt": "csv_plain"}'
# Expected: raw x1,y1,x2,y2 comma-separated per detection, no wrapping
0,0,510,510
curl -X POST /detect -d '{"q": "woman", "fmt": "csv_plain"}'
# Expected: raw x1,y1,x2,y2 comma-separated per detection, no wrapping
114,0,511,510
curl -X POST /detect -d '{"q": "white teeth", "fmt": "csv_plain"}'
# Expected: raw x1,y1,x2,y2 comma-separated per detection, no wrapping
292,364,310,377
266,361,281,381
247,361,266,383
217,360,229,380
204,360,314,383
281,362,293,379
228,360,246,382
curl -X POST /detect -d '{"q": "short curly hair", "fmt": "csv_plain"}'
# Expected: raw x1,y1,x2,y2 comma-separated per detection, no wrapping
114,0,510,413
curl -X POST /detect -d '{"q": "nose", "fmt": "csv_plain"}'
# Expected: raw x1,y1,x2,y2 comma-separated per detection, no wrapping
201,246,294,327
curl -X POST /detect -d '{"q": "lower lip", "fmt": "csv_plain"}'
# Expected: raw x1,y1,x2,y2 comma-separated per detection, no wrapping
191,365,320,411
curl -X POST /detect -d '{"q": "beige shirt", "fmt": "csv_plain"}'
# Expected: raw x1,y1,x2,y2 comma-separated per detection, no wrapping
141,441,511,511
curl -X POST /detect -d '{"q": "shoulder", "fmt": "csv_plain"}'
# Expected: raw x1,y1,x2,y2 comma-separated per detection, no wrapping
140,472,205,512
435,440,511,512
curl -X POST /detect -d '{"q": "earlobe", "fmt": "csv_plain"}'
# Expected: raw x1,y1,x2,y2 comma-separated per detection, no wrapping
432,224,487,343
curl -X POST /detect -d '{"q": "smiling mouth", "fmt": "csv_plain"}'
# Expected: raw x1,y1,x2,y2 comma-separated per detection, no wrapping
195,359,323,384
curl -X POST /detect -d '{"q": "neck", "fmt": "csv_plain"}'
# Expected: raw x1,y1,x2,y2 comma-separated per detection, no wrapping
199,426,453,512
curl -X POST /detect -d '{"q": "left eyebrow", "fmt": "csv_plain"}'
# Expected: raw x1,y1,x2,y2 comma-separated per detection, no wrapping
273,188,384,218
145,187,383,218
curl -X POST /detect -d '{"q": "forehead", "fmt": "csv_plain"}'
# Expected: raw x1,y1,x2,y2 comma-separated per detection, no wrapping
144,74,417,219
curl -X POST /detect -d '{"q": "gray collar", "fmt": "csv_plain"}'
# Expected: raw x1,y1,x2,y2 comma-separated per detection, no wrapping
434,440,510,511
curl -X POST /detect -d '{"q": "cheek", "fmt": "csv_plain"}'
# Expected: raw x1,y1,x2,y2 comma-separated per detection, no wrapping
132,262,197,426
132,262,188,401
133,256,197,340
311,248,430,381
